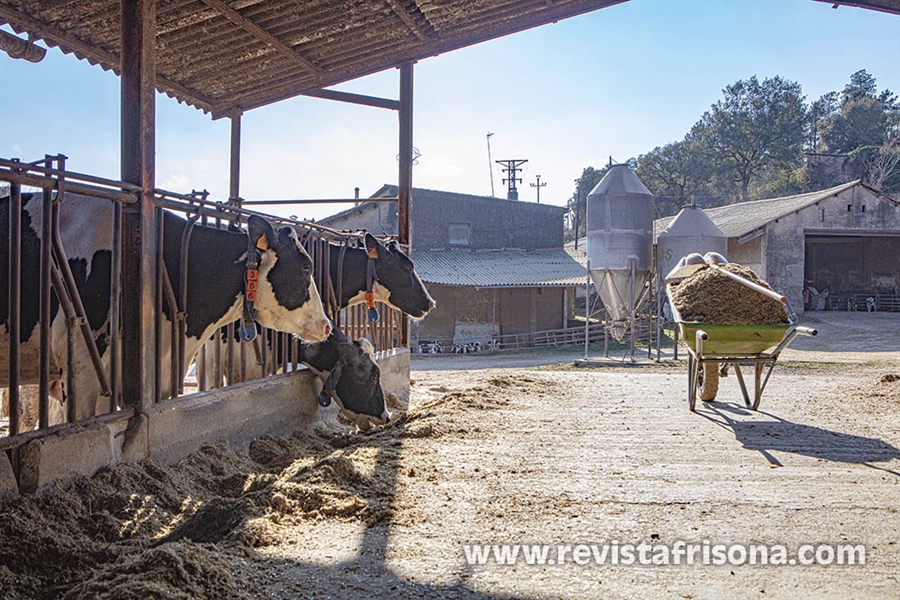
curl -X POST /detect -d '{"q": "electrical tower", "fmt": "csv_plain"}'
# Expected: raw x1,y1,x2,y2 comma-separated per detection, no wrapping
530,174,546,203
496,159,527,200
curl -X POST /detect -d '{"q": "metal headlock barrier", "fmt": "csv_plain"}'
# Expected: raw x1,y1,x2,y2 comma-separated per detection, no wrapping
1,155,405,448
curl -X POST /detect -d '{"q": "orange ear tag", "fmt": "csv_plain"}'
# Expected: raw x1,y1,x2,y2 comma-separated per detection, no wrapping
256,236,269,251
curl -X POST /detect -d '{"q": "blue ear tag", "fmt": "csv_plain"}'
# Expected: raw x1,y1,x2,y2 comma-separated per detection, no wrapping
368,307,379,322
239,323,257,342
318,391,332,407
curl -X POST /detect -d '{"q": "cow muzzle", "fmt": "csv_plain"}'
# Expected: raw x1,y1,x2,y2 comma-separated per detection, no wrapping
343,408,391,432
300,318,332,343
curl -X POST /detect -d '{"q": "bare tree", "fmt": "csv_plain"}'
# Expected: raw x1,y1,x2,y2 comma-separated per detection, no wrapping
864,147,900,191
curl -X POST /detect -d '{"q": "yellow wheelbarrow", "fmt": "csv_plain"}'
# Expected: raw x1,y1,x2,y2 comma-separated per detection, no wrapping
666,286,817,411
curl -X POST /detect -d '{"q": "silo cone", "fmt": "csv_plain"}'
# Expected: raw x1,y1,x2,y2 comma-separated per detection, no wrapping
657,203,727,283
586,165,654,341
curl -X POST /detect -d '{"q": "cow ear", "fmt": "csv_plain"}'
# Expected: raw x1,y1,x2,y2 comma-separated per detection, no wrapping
248,215,276,251
364,233,387,258
338,342,355,359
277,225,295,246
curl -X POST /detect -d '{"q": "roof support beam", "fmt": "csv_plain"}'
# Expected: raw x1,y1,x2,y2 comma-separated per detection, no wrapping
301,88,400,111
120,0,158,414
397,61,414,348
196,0,323,74
385,0,430,40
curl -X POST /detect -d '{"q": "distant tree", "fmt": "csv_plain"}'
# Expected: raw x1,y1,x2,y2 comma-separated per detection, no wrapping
693,75,807,201
821,70,898,152
636,135,715,208
842,69,879,103
808,91,839,152
847,145,900,192
821,96,889,152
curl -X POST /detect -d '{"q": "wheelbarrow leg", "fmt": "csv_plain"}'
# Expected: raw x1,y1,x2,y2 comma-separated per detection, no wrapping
687,353,697,411
732,362,752,408
752,360,777,411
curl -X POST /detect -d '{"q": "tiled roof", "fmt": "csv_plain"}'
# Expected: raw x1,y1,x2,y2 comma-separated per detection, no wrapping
653,181,877,239
412,249,587,287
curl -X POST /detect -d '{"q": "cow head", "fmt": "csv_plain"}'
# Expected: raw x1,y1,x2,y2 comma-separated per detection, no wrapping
247,216,331,343
365,233,435,319
325,337,389,431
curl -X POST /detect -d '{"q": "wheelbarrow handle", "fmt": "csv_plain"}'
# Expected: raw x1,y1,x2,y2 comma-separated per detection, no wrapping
795,326,818,337
707,263,787,304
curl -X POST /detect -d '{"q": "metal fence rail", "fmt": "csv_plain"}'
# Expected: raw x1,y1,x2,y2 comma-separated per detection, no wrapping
2,154,407,446
825,293,900,313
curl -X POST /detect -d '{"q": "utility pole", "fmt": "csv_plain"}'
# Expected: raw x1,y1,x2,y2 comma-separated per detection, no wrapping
486,132,495,197
496,159,527,200
530,174,546,203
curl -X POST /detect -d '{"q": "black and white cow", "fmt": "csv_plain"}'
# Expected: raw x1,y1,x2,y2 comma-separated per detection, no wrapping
329,233,435,319
202,232,435,429
0,191,331,422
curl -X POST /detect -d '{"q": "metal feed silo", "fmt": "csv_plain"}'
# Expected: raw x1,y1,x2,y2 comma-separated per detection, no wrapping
586,164,654,341
656,203,727,282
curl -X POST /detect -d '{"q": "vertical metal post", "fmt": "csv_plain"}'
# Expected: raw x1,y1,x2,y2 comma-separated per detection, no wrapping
8,182,21,435
110,200,122,410
630,259,636,362
121,0,158,412
155,207,164,401
603,271,609,358
398,62,413,348
39,180,52,429
229,109,242,205
584,260,590,359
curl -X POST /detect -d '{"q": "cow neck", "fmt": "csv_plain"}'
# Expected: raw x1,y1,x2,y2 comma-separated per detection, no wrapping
331,244,368,308
295,324,348,373
162,212,246,342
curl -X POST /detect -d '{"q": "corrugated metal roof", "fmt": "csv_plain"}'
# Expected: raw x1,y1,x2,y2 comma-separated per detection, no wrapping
0,0,627,117
654,181,869,239
813,0,900,15
564,238,587,267
412,249,587,287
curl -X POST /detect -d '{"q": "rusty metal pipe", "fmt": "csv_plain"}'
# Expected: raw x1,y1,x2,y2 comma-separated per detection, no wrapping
160,263,180,399
51,208,112,399
0,30,46,63
8,182,21,435
49,264,77,422
38,183,52,430
177,215,200,394
109,200,122,411
156,207,164,401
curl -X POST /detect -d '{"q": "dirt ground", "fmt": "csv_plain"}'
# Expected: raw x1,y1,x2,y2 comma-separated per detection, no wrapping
0,313,898,599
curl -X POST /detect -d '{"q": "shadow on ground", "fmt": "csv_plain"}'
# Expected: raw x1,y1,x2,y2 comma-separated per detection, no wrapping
697,403,900,475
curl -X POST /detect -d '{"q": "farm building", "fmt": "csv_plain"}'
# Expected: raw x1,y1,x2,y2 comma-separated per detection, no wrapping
320,185,586,349
654,181,900,313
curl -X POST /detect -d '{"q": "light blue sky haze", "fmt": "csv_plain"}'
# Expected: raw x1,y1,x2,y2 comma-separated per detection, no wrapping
1,0,898,221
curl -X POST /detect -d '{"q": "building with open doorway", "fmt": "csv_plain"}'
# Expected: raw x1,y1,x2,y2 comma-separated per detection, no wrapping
320,185,586,350
654,180,900,313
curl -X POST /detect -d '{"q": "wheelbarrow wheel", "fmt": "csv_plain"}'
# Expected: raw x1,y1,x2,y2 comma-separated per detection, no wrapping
699,361,719,402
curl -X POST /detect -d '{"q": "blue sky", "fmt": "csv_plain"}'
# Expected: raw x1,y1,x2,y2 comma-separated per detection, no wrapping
1,0,898,221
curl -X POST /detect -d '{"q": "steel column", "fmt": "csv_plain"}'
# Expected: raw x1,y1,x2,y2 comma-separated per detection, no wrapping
398,62,413,347
7,182,21,435
121,0,158,412
229,110,242,205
